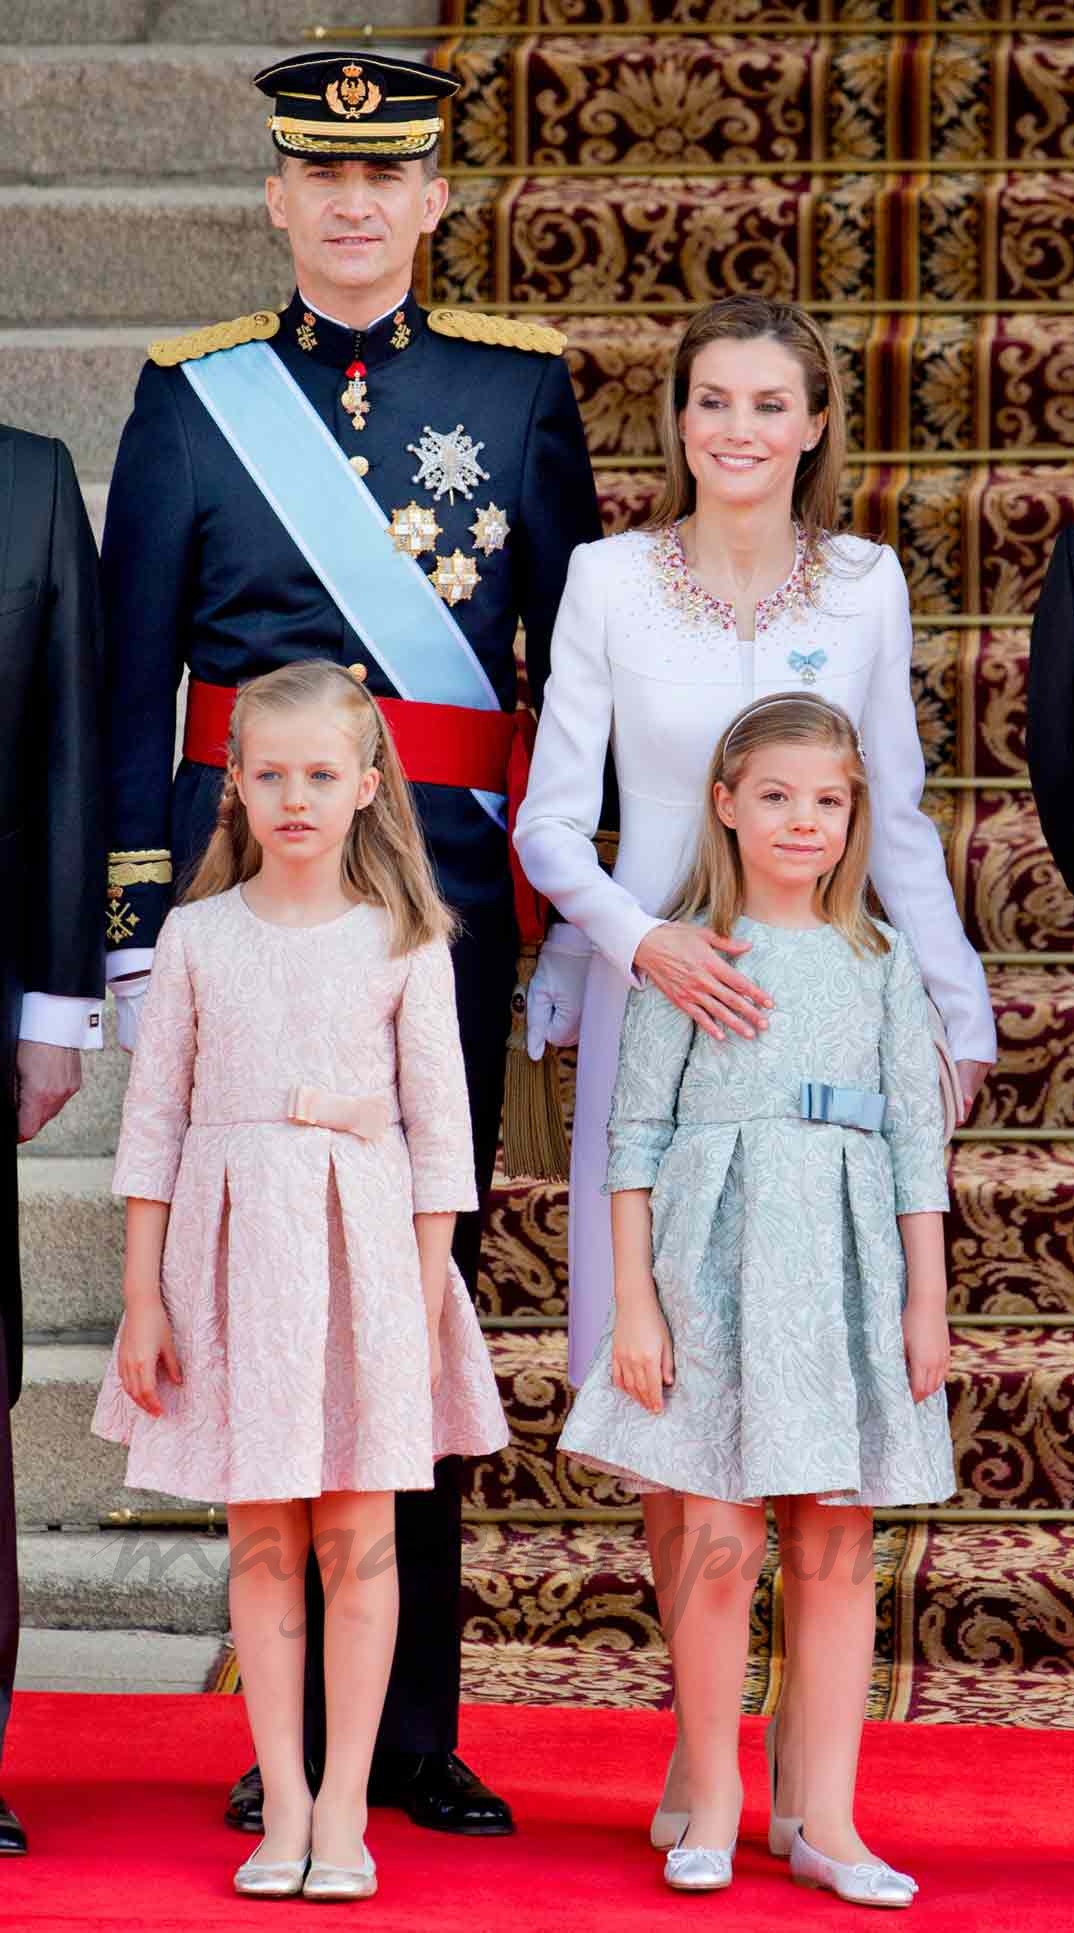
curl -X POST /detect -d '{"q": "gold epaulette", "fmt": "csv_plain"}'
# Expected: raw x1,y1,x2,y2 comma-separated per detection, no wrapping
148,310,281,368
426,309,567,356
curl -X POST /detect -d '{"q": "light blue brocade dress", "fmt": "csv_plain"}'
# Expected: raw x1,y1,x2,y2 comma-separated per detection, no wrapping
560,917,957,1508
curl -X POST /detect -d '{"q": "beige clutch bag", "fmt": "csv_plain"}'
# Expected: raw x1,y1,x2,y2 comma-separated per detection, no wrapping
926,996,962,1145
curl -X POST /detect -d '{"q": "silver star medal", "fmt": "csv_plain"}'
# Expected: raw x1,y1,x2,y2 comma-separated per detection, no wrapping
408,423,490,505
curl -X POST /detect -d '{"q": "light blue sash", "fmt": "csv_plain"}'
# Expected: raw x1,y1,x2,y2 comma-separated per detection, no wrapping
182,340,506,825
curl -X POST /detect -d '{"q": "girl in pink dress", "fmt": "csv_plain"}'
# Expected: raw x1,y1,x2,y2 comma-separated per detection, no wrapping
92,660,507,1902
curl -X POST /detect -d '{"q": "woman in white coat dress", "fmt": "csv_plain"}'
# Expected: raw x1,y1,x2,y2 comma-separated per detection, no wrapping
513,296,995,1843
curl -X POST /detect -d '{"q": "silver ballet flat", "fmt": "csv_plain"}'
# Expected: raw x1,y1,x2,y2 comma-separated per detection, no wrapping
233,1839,310,1898
302,1844,378,1902
764,1709,804,1859
664,1828,737,1893
790,1829,918,1907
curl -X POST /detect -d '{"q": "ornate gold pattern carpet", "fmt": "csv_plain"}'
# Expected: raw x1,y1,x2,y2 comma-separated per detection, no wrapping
214,0,1074,1724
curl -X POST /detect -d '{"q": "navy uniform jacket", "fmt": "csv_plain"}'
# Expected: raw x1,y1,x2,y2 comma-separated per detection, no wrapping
102,289,601,954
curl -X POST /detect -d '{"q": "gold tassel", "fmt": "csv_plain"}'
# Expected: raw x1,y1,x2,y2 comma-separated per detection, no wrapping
500,944,570,1182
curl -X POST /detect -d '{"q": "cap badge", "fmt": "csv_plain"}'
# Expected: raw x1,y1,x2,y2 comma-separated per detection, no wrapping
325,62,383,120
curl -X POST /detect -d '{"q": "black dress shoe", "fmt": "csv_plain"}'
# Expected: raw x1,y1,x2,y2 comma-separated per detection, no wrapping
0,1796,27,1855
225,1759,323,1832
370,1752,514,1836
224,1764,264,1835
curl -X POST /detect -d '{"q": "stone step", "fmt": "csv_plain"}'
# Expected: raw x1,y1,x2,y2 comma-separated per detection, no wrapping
3,46,286,181
0,327,177,477
12,168,1074,329
8,311,1074,481
13,1323,1073,1528
432,169,1074,311
0,1,436,45
17,1157,122,1336
14,1625,222,1693
19,1528,228,1632
0,185,290,325
12,1342,206,1526
446,29,1074,173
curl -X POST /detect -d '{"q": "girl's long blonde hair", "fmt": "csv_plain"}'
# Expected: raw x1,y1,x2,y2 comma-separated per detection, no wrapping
182,659,455,954
647,295,846,548
668,693,889,958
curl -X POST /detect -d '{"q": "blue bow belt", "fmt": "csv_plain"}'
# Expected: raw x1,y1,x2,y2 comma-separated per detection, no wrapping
799,1083,887,1132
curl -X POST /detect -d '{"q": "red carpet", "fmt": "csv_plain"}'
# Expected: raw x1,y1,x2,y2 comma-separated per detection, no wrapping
0,1696,1068,1930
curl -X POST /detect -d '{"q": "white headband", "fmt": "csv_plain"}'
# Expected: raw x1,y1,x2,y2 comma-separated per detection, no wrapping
723,695,866,762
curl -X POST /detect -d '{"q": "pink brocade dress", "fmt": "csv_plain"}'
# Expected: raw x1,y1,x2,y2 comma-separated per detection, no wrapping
92,888,509,1503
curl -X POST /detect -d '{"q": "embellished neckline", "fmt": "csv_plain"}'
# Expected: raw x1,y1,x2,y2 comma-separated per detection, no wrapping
652,521,822,634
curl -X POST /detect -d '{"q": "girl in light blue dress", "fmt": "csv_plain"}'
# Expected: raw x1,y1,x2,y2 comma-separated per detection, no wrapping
562,692,955,1909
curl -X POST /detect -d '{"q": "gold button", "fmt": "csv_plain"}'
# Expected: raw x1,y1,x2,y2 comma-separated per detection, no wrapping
349,454,370,478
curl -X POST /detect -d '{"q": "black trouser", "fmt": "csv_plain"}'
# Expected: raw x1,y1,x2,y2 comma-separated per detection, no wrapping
0,1319,17,1766
301,896,516,1767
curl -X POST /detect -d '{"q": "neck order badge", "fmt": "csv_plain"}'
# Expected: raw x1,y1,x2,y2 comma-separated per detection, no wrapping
181,341,507,825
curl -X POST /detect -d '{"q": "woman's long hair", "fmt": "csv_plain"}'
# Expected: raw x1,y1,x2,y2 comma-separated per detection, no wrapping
647,295,847,548
182,659,455,954
668,692,889,958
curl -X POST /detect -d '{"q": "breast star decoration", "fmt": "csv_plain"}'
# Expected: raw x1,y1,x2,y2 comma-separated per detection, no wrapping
470,503,510,556
430,550,480,606
389,502,443,559
408,424,490,504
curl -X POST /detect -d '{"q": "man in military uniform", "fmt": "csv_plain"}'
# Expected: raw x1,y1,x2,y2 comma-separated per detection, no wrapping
103,51,600,1837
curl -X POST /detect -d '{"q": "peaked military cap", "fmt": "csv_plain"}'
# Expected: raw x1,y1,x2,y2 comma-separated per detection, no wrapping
254,49,459,160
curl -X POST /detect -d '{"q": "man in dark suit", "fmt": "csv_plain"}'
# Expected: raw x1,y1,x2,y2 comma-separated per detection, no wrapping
0,425,105,1852
102,50,600,1837
1028,526,1074,894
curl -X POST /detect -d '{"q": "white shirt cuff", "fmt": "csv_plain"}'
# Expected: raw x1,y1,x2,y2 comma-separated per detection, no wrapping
107,948,155,984
19,993,105,1050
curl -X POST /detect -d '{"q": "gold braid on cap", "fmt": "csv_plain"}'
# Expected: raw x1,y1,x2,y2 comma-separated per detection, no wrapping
427,309,567,356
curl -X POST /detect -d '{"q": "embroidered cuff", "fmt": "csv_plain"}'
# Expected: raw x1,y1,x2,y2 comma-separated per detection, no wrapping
107,850,172,947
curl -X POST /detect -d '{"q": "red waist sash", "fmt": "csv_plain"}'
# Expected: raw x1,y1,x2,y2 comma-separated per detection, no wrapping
183,676,545,942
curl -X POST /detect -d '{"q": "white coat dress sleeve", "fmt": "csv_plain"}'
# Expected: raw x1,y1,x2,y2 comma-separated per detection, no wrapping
513,542,663,983
860,547,996,1065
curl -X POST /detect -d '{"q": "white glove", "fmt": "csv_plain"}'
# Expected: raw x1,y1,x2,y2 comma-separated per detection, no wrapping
112,974,149,1054
526,924,593,1061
